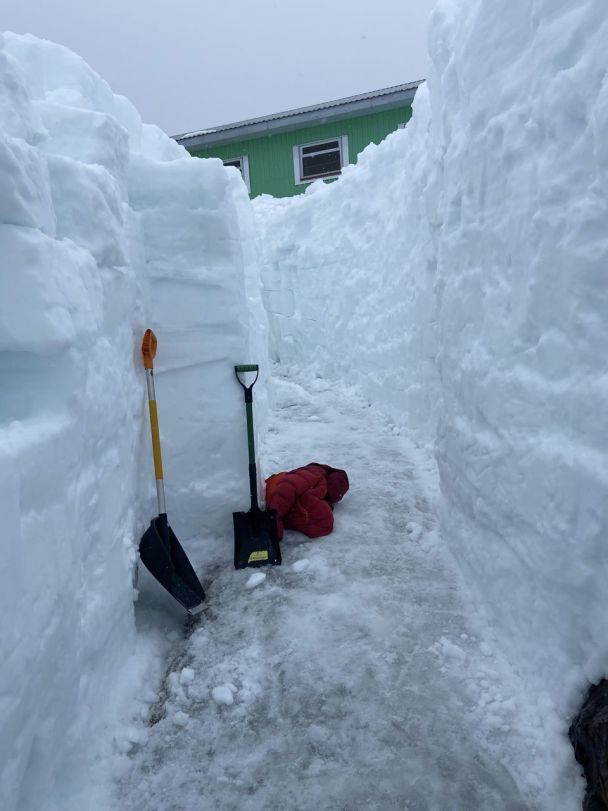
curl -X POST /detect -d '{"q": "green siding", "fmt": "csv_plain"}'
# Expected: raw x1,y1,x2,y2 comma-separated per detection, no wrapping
188,105,412,199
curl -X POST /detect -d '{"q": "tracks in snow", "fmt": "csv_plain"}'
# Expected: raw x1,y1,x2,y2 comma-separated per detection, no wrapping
120,372,534,811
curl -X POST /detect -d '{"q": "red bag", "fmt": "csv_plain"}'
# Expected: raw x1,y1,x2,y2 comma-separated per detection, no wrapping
265,463,349,540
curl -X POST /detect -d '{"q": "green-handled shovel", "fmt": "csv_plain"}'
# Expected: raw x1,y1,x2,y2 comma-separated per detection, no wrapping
139,329,206,614
233,365,281,570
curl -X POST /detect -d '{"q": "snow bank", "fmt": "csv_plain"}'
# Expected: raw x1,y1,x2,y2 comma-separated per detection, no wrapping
255,90,440,444
255,0,608,802
0,32,265,811
431,0,608,702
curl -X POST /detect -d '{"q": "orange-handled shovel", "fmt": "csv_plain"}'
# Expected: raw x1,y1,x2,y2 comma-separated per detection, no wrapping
139,329,205,614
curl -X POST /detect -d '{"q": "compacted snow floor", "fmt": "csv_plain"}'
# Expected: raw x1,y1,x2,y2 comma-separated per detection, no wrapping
119,371,539,811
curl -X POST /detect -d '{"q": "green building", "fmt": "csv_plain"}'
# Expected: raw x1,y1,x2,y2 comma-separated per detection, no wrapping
174,81,423,199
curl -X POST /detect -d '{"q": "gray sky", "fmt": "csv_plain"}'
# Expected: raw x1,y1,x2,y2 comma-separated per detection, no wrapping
2,0,435,136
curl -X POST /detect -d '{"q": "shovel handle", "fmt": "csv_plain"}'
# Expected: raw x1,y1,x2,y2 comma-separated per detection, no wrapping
142,329,166,514
234,365,260,494
147,396,164,484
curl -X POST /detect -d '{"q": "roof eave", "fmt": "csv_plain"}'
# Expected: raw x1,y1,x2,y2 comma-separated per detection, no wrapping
176,86,420,150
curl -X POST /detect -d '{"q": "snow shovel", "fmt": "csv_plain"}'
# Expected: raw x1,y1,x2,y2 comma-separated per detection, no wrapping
233,365,281,570
139,329,205,614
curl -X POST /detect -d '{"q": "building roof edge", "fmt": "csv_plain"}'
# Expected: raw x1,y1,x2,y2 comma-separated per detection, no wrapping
173,79,425,146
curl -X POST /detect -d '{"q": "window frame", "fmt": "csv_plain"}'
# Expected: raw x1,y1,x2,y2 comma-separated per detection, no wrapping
292,135,349,185
222,155,251,193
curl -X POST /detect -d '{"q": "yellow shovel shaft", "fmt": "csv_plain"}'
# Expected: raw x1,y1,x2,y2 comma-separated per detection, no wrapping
145,368,166,514
148,399,164,481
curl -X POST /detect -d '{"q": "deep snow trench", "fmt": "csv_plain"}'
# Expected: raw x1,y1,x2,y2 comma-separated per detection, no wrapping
120,372,535,811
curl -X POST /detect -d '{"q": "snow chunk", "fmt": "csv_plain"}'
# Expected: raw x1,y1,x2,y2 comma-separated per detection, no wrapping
179,667,195,686
245,572,266,590
211,685,236,706
173,711,190,727
292,559,311,573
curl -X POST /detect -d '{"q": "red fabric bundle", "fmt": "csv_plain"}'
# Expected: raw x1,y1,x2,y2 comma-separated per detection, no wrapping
265,463,349,540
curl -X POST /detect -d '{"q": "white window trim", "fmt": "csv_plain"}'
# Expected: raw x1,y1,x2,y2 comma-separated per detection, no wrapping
223,155,251,193
293,135,349,186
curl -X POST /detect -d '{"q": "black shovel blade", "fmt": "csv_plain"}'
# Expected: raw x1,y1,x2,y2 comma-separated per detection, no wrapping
233,508,281,570
139,516,206,614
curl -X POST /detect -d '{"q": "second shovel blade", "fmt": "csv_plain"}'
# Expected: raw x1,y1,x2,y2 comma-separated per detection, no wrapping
233,508,281,570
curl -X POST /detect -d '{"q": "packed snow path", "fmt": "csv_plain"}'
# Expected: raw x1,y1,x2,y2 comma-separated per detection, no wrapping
121,373,535,811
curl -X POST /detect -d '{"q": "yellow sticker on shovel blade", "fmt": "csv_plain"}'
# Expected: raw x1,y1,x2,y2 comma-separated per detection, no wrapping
248,550,269,563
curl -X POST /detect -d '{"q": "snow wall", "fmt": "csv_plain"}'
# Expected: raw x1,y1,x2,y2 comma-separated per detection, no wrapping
256,0,608,766
0,32,266,811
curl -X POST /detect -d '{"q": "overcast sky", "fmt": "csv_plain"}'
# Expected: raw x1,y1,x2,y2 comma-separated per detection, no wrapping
2,0,435,136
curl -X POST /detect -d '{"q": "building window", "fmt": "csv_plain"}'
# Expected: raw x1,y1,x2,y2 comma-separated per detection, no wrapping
293,136,349,185
223,155,251,192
